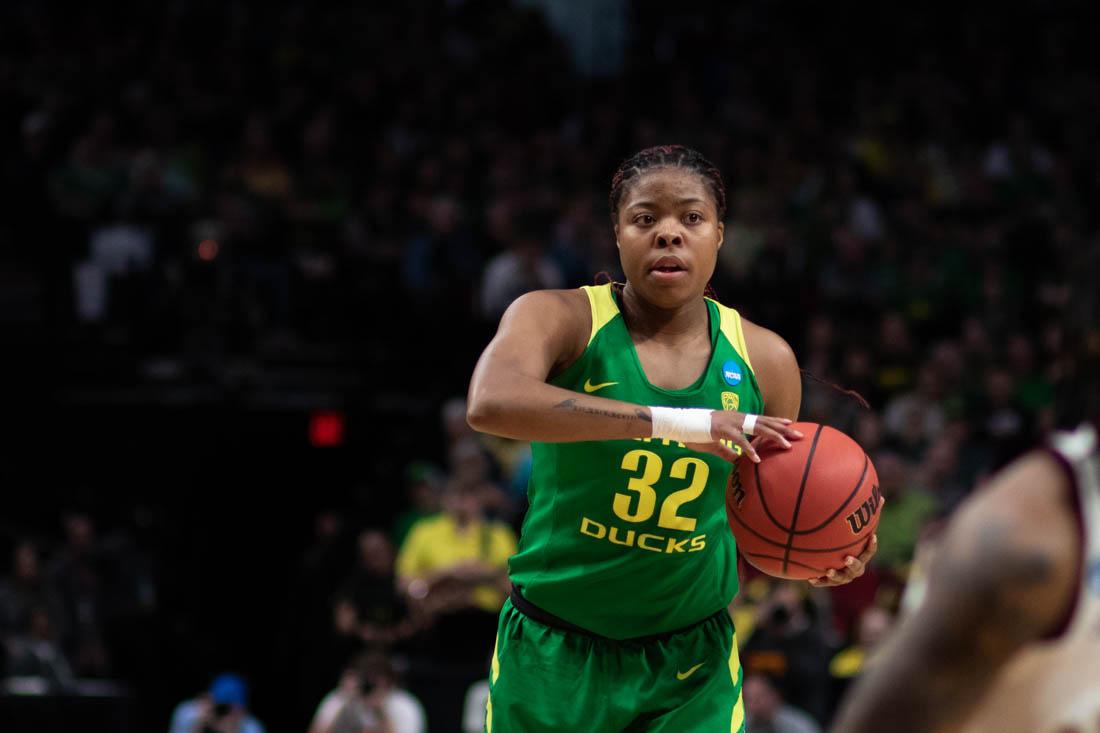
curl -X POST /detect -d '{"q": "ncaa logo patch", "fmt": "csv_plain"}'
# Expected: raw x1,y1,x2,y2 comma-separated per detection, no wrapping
721,391,740,411
722,360,742,386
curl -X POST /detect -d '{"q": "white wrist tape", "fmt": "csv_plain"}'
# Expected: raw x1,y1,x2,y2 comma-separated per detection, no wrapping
741,413,759,436
650,406,713,443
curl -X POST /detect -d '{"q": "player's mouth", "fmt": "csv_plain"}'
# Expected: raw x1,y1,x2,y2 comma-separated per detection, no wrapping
649,256,689,279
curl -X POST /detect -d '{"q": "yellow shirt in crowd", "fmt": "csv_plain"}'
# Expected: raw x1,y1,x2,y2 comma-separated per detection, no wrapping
396,514,518,613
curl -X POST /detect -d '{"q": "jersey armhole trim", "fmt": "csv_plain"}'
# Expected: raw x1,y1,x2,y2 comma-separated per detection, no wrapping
709,299,755,374
1038,446,1085,641
582,284,619,347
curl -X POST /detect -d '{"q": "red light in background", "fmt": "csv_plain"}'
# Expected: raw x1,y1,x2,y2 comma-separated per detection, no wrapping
310,411,345,447
198,239,220,261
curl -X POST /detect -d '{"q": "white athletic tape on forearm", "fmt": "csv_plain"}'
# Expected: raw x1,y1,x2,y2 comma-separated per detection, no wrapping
649,406,713,443
741,413,758,436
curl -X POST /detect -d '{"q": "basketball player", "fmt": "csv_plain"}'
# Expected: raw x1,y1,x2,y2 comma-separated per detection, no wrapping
466,146,876,732
831,248,1100,733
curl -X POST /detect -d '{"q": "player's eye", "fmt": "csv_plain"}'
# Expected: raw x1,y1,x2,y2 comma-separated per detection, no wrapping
684,212,703,225
634,214,655,226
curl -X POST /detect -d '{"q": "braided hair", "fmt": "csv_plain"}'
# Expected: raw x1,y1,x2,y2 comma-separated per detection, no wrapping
608,145,727,223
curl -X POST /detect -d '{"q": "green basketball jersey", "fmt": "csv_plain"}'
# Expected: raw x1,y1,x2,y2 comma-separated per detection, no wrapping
509,284,764,639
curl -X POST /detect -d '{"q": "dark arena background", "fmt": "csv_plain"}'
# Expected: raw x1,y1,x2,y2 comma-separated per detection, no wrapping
2,1,1098,731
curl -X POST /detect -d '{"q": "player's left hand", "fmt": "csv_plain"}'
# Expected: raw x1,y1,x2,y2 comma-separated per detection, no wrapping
808,533,878,587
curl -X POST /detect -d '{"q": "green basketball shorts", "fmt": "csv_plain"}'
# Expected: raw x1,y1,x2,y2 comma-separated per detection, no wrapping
484,598,745,732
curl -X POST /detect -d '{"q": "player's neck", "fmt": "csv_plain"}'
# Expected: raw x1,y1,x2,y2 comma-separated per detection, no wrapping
620,283,709,345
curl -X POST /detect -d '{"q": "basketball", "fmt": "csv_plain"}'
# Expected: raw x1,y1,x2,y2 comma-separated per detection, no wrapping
726,422,881,580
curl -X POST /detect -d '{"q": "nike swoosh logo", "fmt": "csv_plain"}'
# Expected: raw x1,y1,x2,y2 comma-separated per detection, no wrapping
583,379,618,393
676,662,705,680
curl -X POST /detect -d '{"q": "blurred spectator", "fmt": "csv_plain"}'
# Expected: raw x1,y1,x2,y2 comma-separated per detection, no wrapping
871,451,932,572
402,197,481,304
729,572,774,647
441,398,503,482
742,584,831,724
309,652,425,733
450,438,516,523
975,366,1031,466
0,542,59,642
288,510,355,727
838,348,877,413
297,512,354,613
392,463,444,548
828,605,893,706
874,313,916,398
396,481,516,660
883,369,947,446
338,530,413,647
1006,333,1054,413
718,190,771,282
930,341,967,399
48,512,110,677
479,210,564,319
441,397,476,448
959,317,995,382
547,191,602,286
870,452,937,573
168,673,267,733
441,397,518,521
744,673,822,733
818,226,880,314
851,413,884,456
914,436,970,514
48,115,124,222
3,605,75,693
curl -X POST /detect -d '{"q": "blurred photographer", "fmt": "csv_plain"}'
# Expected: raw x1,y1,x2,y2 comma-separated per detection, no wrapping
309,652,425,733
744,673,821,733
741,584,831,724
168,673,267,733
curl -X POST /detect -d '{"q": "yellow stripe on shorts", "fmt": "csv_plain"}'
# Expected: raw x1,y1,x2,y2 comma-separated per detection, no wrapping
729,629,744,732
491,634,501,683
486,634,501,732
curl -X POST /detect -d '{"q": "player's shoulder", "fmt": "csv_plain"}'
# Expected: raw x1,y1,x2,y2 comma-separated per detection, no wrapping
500,288,594,363
966,450,1075,527
501,288,591,333
941,450,1079,633
739,316,797,373
507,288,590,317
951,450,1077,563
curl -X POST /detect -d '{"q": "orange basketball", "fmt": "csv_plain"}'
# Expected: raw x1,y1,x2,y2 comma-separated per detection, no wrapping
726,422,881,580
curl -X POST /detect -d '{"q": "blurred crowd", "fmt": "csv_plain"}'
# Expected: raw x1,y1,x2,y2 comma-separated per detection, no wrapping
0,512,157,692
3,0,1098,731
281,405,520,732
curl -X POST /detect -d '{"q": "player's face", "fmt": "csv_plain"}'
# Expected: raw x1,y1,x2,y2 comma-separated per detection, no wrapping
615,167,724,307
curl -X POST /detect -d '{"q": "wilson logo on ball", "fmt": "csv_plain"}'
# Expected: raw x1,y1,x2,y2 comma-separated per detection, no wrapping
729,470,746,509
845,484,883,534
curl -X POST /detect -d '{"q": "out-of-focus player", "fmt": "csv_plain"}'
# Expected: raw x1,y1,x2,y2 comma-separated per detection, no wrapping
832,246,1100,733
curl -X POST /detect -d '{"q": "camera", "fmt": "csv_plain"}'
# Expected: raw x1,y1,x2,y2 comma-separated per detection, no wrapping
358,676,377,696
767,604,792,629
199,702,233,733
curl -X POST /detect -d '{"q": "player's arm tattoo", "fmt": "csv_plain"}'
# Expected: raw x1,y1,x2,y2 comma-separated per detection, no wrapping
553,398,652,423
832,520,1061,733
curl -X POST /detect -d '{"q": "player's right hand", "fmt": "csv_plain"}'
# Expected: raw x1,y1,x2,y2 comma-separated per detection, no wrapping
687,412,803,463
